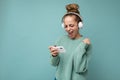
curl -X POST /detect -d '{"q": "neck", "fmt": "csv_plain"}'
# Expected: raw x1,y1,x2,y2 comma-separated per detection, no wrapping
75,33,82,39
70,33,82,40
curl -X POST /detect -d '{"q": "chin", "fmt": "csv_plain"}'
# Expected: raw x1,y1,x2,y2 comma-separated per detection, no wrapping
69,36,75,39
68,34,76,39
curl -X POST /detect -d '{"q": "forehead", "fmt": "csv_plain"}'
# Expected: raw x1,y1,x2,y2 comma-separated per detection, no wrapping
64,16,76,23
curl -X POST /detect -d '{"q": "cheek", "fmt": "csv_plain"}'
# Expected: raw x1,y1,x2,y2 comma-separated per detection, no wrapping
74,28,79,33
73,27,79,31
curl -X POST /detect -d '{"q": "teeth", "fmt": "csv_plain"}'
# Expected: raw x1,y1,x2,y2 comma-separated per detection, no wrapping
70,30,72,33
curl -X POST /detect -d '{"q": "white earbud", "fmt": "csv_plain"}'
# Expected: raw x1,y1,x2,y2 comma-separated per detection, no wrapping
62,22,83,29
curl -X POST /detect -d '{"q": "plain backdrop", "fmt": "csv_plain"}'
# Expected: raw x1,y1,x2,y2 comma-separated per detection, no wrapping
0,0,120,80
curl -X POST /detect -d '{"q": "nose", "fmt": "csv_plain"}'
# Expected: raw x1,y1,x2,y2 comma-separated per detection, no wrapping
66,26,70,31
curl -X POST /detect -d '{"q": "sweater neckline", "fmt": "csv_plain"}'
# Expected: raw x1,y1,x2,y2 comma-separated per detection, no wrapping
66,35,84,41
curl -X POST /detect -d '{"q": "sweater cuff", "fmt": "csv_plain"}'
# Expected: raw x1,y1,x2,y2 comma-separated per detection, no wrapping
51,55,59,60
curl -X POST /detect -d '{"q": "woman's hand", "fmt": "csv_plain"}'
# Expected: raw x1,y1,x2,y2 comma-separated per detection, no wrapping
49,46,59,57
83,38,91,45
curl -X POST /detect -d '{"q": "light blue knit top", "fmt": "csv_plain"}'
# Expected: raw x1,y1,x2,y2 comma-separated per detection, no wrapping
50,35,92,80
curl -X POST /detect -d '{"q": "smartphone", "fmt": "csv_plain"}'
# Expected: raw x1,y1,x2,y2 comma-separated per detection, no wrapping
55,46,66,53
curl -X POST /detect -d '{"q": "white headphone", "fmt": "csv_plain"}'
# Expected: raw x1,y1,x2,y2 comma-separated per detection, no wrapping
62,12,83,29
62,21,83,29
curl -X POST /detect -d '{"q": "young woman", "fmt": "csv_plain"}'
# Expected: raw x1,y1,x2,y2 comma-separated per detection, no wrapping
49,3,92,80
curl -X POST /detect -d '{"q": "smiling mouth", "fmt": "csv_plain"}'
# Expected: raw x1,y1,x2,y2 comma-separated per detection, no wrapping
68,30,73,36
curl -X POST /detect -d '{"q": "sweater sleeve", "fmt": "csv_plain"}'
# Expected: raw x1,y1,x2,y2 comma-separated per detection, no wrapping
74,41,92,73
50,36,62,67
50,55,60,66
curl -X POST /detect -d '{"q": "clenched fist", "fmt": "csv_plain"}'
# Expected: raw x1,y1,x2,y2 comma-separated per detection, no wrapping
83,38,90,45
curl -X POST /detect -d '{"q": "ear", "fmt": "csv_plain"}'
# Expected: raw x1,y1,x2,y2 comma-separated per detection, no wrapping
78,22,83,29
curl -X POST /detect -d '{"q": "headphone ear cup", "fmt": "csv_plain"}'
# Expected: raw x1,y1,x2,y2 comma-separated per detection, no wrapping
62,23,64,28
62,22,83,28
78,22,83,29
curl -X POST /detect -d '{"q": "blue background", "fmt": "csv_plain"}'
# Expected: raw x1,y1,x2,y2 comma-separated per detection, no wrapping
0,0,120,80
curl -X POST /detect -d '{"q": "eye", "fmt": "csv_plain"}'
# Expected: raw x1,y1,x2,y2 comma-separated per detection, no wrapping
64,25,67,28
69,24,74,27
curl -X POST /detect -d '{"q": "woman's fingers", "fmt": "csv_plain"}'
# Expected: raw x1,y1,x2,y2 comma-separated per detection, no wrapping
49,46,59,56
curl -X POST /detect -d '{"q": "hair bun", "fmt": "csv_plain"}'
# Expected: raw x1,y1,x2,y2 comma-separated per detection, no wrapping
66,3,80,14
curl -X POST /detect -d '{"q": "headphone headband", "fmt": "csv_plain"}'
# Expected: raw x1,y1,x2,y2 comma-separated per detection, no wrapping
65,12,82,21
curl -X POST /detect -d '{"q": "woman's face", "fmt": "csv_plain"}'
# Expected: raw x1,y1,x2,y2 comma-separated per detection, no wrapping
63,16,80,39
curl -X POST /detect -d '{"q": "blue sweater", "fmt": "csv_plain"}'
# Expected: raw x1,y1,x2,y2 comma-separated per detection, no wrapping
50,35,92,80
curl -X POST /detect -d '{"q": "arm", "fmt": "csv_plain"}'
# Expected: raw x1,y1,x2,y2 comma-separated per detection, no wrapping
50,55,60,66
74,41,92,73
49,36,64,67
49,37,62,67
